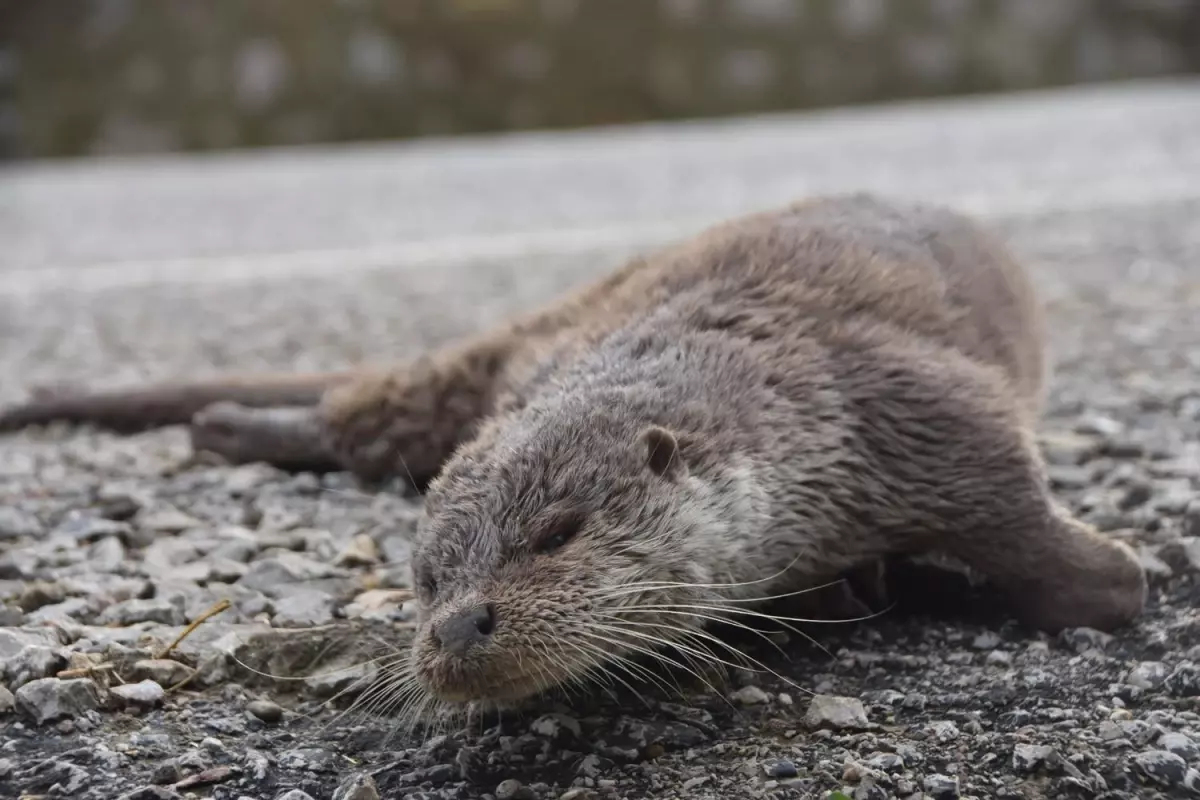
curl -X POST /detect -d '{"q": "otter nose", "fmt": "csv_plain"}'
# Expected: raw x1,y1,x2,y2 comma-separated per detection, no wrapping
434,604,496,656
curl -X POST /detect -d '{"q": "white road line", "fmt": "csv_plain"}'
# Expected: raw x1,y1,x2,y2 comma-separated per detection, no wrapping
2,177,1198,300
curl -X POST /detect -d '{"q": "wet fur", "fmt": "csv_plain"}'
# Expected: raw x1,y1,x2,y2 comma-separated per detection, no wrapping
1,194,1147,707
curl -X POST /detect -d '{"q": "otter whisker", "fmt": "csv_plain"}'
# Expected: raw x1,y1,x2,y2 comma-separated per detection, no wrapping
589,577,848,607
621,601,891,627
599,603,832,659
594,616,767,677
581,624,747,694
576,627,709,693
586,620,814,697
558,637,663,705
596,609,793,663
569,633,682,698
576,627,736,707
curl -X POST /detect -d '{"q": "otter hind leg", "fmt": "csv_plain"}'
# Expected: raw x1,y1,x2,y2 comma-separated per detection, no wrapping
858,345,1147,634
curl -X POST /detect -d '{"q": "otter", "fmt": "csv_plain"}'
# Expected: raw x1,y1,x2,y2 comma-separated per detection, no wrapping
1,194,1147,708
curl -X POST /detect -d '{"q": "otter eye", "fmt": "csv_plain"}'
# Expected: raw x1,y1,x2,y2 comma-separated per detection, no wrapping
535,513,584,554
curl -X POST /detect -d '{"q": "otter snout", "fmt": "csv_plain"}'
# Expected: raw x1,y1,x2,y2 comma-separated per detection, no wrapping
433,603,497,657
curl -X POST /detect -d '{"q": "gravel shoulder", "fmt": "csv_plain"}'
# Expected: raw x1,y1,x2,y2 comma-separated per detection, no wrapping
3,82,1200,800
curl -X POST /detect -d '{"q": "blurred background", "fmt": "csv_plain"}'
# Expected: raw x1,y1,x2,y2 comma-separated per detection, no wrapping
2,0,1198,161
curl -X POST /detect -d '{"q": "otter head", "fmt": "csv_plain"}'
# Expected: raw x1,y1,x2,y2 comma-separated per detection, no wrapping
406,395,740,708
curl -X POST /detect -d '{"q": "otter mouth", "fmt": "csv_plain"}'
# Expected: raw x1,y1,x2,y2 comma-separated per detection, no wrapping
417,652,581,706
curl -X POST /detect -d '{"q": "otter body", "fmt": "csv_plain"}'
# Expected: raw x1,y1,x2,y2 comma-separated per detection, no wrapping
2,194,1146,707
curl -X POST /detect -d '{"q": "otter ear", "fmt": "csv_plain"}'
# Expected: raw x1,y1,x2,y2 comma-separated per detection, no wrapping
640,426,687,480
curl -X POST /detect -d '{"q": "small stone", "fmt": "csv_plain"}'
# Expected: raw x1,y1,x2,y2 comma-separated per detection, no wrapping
865,752,904,772
335,533,381,567
0,507,43,539
275,792,317,800
559,791,598,800
1138,546,1175,580
99,597,186,626
971,631,1002,649
343,589,413,618
271,589,336,627
1158,732,1200,762
1184,499,1200,538
1013,743,1056,772
138,507,203,534
731,685,771,705
1157,537,1200,573
495,779,534,800
15,677,104,724
923,773,960,798
530,712,582,740
1166,662,1200,697
1059,627,1113,653
0,684,14,713
111,679,166,708
117,788,184,800
986,649,1013,667
804,695,869,730
1076,413,1124,438
926,720,960,743
131,659,193,687
248,699,284,723
1127,661,1169,690
1134,749,1188,787
763,759,798,779
1039,431,1101,466
238,553,338,592
332,772,381,800
16,581,67,612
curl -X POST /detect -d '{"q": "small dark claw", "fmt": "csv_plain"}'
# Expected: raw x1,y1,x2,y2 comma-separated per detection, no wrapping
189,402,340,473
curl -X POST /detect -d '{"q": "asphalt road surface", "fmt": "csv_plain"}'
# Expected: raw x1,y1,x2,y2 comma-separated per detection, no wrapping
1,77,1198,399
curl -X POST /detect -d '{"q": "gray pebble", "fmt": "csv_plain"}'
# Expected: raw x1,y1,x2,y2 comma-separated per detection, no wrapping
248,699,284,723
923,773,960,798
1059,627,1113,653
275,791,317,800
1184,499,1200,538
1134,749,1188,786
136,507,203,534
271,588,336,627
530,712,581,740
762,759,798,778
117,788,184,800
1158,732,1200,762
1013,743,1056,772
730,685,770,705
1126,661,1169,690
111,679,166,708
0,507,44,539
864,752,904,772
98,597,186,626
332,772,381,800
804,695,869,730
15,677,104,724
0,684,14,713
131,659,193,687
495,779,533,800
971,631,1002,649
1166,662,1200,697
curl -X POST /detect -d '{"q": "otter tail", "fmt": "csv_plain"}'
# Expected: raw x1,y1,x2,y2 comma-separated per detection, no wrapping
0,371,356,434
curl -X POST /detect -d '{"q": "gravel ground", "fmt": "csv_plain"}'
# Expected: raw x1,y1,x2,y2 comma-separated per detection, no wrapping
4,83,1200,800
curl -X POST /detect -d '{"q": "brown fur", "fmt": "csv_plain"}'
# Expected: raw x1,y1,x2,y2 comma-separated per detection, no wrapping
0,194,1146,708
